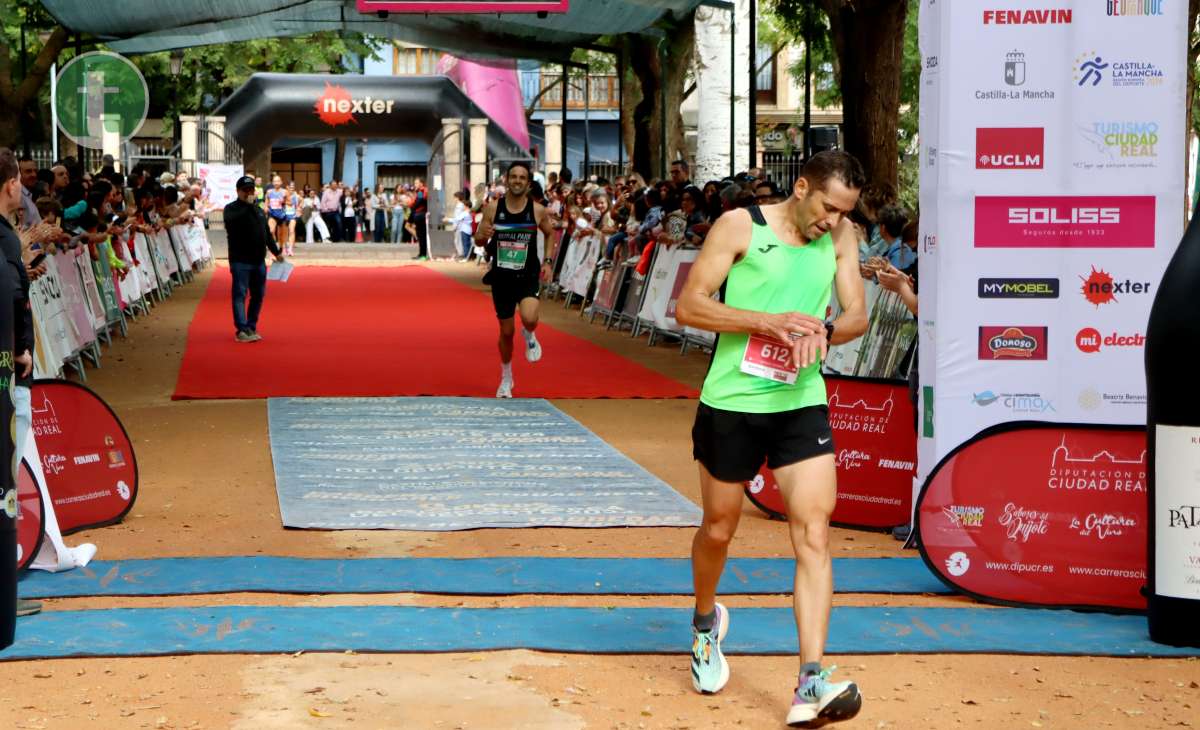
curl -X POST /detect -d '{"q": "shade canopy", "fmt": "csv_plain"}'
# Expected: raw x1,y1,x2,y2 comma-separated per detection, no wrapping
39,0,706,59
214,73,529,158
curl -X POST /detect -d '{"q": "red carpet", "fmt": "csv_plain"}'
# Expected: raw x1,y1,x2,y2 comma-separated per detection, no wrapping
173,266,699,400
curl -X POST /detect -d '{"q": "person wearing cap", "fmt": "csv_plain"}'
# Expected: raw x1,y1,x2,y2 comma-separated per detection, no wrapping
224,176,285,343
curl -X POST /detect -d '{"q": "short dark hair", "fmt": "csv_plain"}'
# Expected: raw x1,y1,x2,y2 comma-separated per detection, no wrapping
505,160,532,178
35,196,62,219
878,204,909,239
800,150,866,193
671,159,689,172
860,181,897,214
559,167,573,184
901,220,919,244
0,148,17,187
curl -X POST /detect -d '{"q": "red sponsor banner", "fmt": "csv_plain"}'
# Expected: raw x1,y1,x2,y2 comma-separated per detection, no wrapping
974,195,1155,248
16,460,43,572
917,423,1147,611
978,326,1049,360
357,0,569,13
32,380,137,534
593,252,626,313
976,128,1044,169
744,376,915,528
666,261,693,319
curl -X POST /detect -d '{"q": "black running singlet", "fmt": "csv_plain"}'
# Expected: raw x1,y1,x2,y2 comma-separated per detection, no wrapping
489,197,539,276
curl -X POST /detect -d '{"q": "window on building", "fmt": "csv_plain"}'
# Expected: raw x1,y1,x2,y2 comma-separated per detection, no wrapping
393,46,441,76
756,43,777,105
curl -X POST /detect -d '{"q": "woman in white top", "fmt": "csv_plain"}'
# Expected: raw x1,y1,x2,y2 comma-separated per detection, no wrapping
305,186,331,243
448,190,473,261
363,190,375,241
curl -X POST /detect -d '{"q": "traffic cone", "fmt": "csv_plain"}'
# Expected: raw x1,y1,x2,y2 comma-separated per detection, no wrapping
356,227,363,243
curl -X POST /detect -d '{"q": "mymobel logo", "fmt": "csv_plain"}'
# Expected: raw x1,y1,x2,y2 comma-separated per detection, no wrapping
974,195,1155,249
314,83,396,127
978,278,1060,298
983,8,1072,23
54,52,149,149
1107,0,1164,16
976,128,1044,169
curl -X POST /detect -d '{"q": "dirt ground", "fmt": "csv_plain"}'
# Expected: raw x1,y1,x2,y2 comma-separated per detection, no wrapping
0,253,1195,730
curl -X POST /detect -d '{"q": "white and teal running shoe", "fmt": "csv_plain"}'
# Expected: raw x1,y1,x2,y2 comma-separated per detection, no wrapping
690,602,730,694
787,665,862,727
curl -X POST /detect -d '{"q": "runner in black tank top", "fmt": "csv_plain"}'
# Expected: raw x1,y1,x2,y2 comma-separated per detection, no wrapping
474,161,559,398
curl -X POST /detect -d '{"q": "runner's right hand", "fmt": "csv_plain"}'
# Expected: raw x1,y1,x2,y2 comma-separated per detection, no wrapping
476,218,494,242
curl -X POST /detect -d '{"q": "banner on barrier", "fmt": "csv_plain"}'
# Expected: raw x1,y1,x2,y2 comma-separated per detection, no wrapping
745,376,916,528
916,423,1146,611
637,245,700,333
31,380,138,535
197,163,243,210
593,251,626,314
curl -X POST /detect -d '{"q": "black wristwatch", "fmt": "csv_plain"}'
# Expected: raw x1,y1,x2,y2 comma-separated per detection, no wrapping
824,320,835,343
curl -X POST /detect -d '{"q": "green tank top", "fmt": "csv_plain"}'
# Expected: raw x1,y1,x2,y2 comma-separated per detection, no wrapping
699,207,836,413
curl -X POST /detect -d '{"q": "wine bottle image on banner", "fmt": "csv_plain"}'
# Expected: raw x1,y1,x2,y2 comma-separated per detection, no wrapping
1145,202,1200,648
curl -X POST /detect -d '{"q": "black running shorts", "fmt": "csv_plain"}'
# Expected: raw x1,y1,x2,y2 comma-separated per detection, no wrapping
490,272,541,320
692,402,835,483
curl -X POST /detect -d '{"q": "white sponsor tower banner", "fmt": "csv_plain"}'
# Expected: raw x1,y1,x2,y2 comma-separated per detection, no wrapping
919,1,1186,478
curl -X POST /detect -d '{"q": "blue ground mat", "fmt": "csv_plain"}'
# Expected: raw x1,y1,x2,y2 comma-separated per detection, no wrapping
2,605,1194,660
268,397,702,530
18,557,948,598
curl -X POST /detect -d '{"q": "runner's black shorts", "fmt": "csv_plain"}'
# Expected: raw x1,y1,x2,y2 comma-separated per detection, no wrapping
489,270,541,319
692,402,834,483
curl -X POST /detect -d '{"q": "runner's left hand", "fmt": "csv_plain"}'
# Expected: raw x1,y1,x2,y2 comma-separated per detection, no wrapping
793,332,828,369
15,351,32,378
540,261,553,282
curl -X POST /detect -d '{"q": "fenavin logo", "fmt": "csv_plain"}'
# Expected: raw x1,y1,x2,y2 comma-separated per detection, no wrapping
978,278,1059,299
983,8,1072,23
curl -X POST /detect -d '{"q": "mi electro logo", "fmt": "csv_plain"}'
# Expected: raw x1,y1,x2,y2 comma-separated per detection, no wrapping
983,9,1072,23
976,128,1044,169
979,278,1060,299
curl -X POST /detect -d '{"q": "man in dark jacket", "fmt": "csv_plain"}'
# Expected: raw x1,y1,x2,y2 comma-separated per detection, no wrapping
0,148,29,629
224,176,284,342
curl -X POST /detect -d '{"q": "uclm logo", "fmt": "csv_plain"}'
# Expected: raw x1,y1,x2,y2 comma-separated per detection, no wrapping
983,8,1072,23
976,128,1044,169
974,195,1155,248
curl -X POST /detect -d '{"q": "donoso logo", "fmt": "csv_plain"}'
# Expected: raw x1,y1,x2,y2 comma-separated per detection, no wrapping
976,128,1044,169
975,196,1155,248
978,326,1049,360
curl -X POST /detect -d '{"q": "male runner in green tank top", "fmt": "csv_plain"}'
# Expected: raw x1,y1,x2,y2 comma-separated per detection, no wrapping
675,151,868,727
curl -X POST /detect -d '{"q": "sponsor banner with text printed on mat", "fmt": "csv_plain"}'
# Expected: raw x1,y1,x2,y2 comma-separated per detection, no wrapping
918,2,1185,493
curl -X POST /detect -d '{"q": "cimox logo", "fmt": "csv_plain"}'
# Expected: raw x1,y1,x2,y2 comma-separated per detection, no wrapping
978,278,1060,299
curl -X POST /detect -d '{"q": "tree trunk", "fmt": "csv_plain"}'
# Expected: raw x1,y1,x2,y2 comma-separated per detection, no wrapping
820,0,908,189
333,138,347,182
624,11,696,181
619,44,641,169
0,26,69,150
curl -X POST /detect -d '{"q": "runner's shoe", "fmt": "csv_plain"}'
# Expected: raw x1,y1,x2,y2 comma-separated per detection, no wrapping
526,337,542,363
496,378,513,398
690,602,730,694
787,666,861,727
